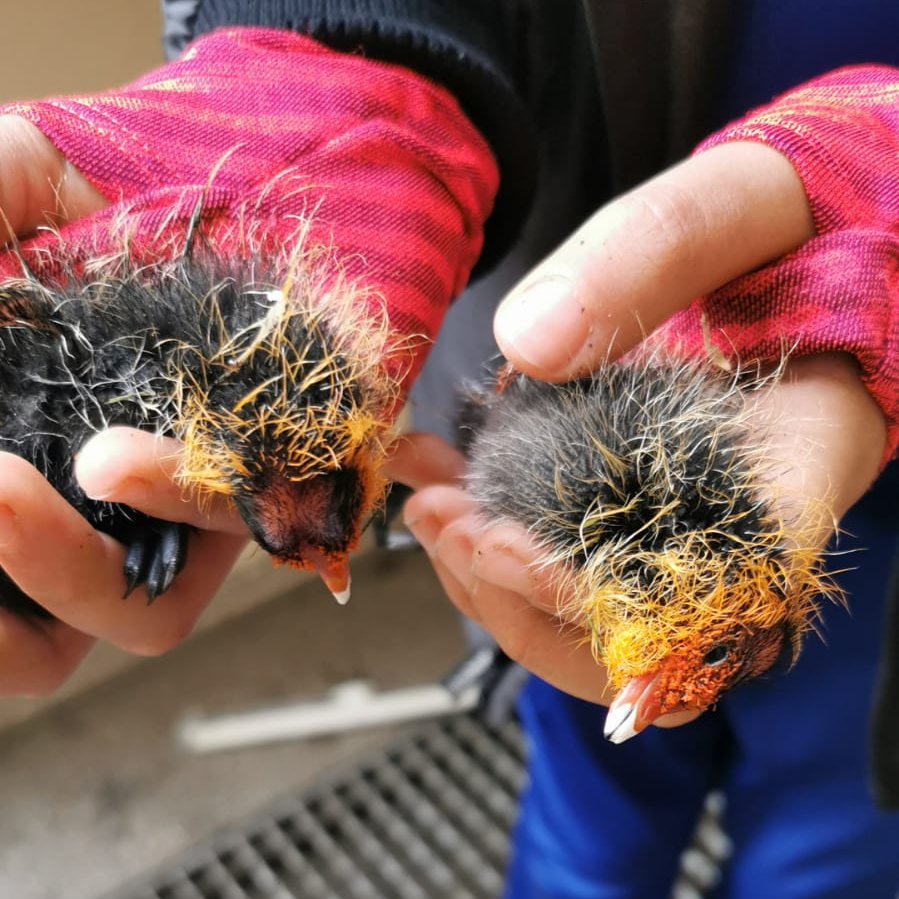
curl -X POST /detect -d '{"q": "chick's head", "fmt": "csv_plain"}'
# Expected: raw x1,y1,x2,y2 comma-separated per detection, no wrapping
585,538,829,743
169,283,399,599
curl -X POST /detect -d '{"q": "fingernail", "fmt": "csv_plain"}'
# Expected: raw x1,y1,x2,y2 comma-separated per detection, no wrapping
494,276,589,373
405,514,441,555
83,475,151,504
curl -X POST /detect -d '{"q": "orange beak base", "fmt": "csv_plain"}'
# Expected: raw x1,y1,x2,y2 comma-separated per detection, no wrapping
291,548,351,605
604,670,670,744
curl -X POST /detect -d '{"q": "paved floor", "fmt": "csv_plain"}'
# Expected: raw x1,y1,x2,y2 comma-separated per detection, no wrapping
0,549,466,899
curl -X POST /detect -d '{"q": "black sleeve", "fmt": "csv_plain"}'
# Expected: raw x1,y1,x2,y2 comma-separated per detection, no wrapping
162,0,538,275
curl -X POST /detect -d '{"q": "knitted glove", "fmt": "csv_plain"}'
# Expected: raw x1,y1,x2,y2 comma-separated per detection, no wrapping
660,66,899,462
0,26,499,394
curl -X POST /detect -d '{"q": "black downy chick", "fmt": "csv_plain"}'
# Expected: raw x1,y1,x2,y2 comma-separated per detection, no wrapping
0,242,398,619
461,357,835,742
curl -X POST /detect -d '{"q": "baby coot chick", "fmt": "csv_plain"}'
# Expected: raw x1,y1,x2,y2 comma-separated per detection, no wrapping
462,355,835,742
0,238,400,618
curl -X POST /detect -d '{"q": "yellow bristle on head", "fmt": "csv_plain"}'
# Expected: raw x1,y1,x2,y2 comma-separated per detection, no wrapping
162,229,415,504
563,526,836,691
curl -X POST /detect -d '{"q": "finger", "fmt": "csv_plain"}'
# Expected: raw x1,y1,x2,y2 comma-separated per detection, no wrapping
468,520,564,616
430,554,483,626
430,515,608,703
0,452,129,610
0,452,246,654
438,514,555,613
400,486,481,622
412,487,705,720
75,428,245,535
402,484,478,544
0,613,94,697
423,509,608,701
747,353,887,538
384,433,466,489
470,581,610,705
405,490,566,618
432,518,479,597
0,116,106,241
494,142,816,380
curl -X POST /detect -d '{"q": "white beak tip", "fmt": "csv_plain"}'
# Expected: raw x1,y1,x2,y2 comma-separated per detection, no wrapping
331,578,352,606
604,701,639,744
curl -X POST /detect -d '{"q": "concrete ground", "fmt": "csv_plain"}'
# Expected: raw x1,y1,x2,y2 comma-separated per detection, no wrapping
0,549,466,899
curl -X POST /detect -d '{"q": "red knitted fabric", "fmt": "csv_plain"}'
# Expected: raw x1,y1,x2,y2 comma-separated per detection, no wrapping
0,27,499,394
661,66,899,462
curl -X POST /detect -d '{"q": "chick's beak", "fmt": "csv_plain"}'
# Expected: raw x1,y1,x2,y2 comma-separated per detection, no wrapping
603,670,669,744
302,548,352,605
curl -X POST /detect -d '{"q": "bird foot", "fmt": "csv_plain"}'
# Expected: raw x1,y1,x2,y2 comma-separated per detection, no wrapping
123,521,190,603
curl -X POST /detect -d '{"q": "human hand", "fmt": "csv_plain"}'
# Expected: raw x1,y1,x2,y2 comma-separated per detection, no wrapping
390,142,887,723
0,120,248,695
0,28,499,696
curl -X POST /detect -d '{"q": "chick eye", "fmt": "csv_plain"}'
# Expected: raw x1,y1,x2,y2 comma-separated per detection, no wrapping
702,644,731,667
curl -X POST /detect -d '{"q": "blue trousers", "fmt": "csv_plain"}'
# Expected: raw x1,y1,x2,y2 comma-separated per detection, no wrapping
505,482,899,898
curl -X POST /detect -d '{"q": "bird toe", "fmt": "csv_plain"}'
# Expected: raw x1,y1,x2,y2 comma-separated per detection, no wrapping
122,521,190,604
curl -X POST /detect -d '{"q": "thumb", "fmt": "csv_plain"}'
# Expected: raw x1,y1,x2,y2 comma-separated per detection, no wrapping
0,115,106,241
494,142,815,381
749,353,886,540
75,428,246,534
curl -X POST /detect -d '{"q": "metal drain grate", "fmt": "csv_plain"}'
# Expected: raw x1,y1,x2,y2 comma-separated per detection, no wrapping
102,709,727,899
104,713,526,899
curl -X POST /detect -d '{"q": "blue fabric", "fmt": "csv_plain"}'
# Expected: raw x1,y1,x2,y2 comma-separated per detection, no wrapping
506,685,723,897
506,487,899,898
716,0,899,127
715,494,899,899
505,5,899,896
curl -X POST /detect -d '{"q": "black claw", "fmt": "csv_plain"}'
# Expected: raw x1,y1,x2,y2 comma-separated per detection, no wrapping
144,552,164,606
122,521,191,603
161,522,190,578
144,523,189,603
123,539,150,599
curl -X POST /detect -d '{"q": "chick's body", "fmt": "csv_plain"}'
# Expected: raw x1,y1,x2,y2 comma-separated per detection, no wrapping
463,357,832,739
0,251,397,618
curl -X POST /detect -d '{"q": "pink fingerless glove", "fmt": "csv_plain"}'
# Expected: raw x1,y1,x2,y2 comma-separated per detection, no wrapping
1,27,499,394
661,66,899,462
